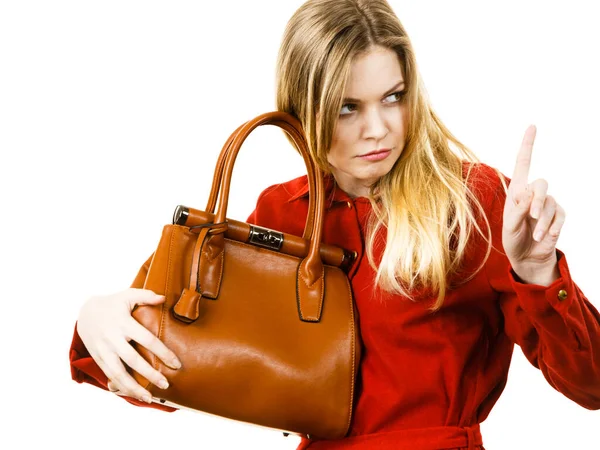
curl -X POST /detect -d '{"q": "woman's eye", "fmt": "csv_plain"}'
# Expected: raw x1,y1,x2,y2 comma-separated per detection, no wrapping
340,103,357,116
340,90,405,116
384,90,406,103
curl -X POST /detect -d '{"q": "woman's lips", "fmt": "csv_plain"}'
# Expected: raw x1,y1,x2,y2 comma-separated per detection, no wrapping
358,149,392,161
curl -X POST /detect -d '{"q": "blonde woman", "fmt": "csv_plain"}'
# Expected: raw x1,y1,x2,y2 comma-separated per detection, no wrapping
70,1,600,449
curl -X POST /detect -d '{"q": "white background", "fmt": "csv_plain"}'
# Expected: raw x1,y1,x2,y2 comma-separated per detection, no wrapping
1,1,598,448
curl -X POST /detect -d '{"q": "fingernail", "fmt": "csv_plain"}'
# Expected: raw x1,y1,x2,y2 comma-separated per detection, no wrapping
171,359,182,369
159,379,169,389
142,396,152,404
531,208,539,219
534,230,544,241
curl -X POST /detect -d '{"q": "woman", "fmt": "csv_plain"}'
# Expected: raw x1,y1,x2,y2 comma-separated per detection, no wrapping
70,0,600,448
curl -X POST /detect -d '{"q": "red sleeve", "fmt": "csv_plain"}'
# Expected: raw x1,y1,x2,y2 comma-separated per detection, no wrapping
68,253,176,412
484,170,600,410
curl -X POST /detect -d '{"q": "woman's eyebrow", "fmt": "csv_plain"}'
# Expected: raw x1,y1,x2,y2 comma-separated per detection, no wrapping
343,80,405,103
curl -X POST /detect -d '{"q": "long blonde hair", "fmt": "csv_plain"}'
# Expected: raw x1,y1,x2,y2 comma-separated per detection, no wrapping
275,0,507,312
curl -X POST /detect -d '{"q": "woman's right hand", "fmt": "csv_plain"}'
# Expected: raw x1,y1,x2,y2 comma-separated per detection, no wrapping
76,288,182,404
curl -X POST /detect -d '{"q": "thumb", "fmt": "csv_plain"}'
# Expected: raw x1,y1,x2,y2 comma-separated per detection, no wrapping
126,288,166,310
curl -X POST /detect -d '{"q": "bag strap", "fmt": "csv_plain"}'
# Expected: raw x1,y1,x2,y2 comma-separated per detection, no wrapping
204,115,317,241
175,111,327,324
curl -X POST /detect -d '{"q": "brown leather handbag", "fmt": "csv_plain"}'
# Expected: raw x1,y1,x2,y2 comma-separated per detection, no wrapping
128,111,362,440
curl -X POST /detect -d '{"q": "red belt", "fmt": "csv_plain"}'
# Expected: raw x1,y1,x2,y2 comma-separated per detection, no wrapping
297,423,483,450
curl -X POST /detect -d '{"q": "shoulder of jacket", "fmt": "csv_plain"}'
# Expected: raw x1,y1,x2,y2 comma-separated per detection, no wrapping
463,161,511,200
255,174,309,206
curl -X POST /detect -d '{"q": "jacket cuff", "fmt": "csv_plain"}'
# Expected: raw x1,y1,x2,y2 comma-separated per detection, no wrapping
508,248,574,316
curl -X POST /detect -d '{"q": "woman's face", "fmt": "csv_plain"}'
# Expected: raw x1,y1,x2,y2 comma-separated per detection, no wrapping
326,45,408,198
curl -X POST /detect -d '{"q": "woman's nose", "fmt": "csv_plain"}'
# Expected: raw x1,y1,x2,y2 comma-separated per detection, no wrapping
362,107,388,140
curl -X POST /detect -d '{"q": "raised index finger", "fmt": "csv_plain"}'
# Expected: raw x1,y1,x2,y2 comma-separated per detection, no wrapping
511,124,537,187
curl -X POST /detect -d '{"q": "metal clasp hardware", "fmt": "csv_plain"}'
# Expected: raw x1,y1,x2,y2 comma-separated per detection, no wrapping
172,205,189,225
249,225,284,251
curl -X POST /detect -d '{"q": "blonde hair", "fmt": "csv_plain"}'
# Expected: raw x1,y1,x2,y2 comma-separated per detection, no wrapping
275,0,507,312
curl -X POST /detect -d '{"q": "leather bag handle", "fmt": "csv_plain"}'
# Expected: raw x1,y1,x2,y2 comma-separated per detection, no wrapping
203,121,247,212
204,118,317,240
174,111,326,323
217,112,325,314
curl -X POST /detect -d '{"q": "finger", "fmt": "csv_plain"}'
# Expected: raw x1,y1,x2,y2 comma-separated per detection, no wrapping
533,195,557,242
548,204,566,238
91,349,145,401
123,288,166,311
528,178,549,219
127,318,182,370
103,353,155,403
504,185,534,233
86,346,121,392
511,124,537,187
114,338,171,390
88,345,130,394
94,344,154,403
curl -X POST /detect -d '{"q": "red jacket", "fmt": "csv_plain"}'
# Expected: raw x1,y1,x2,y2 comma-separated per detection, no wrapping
69,161,600,450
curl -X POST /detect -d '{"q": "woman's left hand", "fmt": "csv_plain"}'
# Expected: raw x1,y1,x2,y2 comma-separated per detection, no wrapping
501,125,566,278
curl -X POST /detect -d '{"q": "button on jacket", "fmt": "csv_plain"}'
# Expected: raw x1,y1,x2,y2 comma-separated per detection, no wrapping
69,161,600,449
